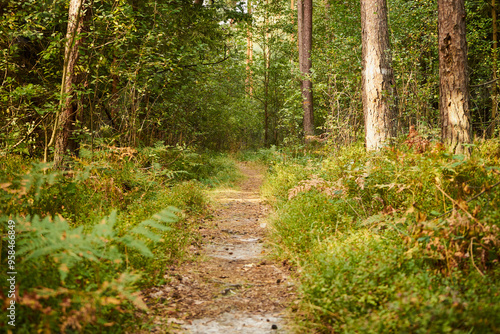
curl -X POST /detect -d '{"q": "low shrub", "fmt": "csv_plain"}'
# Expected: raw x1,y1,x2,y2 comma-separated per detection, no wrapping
0,144,235,332
263,138,500,332
270,190,351,258
299,230,500,333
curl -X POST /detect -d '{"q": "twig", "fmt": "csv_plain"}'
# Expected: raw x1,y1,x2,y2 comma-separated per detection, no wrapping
435,180,500,219
471,78,500,88
469,238,485,277
435,183,484,227
466,179,500,203
7,115,48,152
179,56,230,68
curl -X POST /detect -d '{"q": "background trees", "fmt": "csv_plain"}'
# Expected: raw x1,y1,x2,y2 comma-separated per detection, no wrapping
1,0,499,159
1,0,261,158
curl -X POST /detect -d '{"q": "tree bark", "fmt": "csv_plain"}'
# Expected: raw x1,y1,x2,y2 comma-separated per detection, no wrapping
299,0,314,139
53,0,84,168
490,0,498,138
264,0,270,146
361,0,397,151
297,0,303,66
246,0,253,95
438,0,471,154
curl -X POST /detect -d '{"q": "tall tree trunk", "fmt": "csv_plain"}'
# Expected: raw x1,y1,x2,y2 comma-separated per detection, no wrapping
246,0,253,95
290,0,295,40
361,0,397,151
264,0,270,146
490,0,498,138
297,0,303,65
438,0,471,154
299,0,314,139
52,0,85,168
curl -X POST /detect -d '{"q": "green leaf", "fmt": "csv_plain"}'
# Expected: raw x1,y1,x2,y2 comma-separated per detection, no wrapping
130,226,162,242
119,235,154,257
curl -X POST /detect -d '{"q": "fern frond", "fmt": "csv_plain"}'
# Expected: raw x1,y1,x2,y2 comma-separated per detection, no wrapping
130,226,162,242
119,235,154,257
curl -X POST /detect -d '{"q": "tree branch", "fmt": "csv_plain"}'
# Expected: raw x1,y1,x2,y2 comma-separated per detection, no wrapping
471,78,500,88
179,56,231,69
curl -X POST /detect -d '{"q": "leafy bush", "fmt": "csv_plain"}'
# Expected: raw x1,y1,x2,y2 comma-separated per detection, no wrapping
136,143,241,186
299,231,500,333
1,208,178,332
270,190,350,258
264,138,500,332
0,144,239,332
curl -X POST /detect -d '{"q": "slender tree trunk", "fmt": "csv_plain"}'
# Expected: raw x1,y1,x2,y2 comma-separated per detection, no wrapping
53,0,85,168
299,0,314,139
290,0,296,44
264,0,270,146
297,0,303,65
490,0,498,138
438,0,471,154
264,70,269,146
361,0,397,151
246,0,253,95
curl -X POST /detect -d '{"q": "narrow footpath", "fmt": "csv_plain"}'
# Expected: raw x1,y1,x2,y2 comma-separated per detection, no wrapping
145,162,295,333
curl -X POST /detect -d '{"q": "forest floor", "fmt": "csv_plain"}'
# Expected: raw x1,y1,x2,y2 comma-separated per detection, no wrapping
142,162,296,333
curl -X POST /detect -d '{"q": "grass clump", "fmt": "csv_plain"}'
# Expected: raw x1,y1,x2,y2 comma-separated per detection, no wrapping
263,139,500,333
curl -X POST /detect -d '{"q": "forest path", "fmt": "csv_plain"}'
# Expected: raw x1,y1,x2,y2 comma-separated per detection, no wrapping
147,162,295,333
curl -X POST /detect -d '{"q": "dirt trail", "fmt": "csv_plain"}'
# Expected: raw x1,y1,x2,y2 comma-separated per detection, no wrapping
144,162,295,333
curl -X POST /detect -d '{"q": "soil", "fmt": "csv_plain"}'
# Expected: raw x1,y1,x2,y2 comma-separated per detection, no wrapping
142,162,296,333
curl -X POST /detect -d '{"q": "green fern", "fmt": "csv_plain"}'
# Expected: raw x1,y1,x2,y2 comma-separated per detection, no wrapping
16,206,179,282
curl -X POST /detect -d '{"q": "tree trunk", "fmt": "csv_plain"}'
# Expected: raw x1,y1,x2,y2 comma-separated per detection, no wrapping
299,0,314,139
246,0,253,95
490,0,498,138
53,0,85,168
361,0,397,151
438,0,471,154
264,0,270,146
297,0,303,65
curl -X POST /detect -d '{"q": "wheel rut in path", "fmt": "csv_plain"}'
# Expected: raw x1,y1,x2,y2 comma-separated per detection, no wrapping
148,162,295,333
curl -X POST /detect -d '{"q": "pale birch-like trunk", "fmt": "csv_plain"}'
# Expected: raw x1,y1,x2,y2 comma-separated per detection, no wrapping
246,0,253,95
361,0,396,151
52,0,84,167
438,0,471,154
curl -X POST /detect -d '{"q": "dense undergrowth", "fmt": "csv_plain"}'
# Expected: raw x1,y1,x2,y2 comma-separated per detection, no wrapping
256,139,500,333
0,143,239,333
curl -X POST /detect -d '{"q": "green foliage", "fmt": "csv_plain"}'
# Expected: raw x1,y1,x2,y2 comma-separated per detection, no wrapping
1,205,178,332
0,145,242,332
299,231,500,333
270,190,345,257
137,143,242,186
1,0,262,157
264,138,500,332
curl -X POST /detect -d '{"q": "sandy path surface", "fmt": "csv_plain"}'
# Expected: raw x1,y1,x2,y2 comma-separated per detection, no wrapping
143,162,295,333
